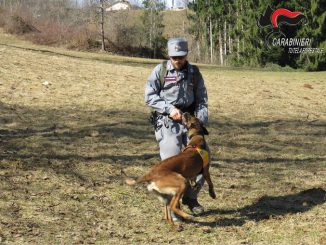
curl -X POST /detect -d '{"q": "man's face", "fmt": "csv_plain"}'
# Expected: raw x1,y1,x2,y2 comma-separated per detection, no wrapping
170,55,187,71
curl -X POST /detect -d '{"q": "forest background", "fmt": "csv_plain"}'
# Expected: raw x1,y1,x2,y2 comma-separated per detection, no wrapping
0,0,325,71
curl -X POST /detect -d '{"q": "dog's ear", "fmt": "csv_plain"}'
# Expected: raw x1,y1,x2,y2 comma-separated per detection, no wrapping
202,126,209,135
199,121,209,135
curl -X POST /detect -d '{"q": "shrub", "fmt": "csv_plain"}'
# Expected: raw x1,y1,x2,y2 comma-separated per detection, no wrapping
0,8,7,27
66,25,100,50
5,14,38,35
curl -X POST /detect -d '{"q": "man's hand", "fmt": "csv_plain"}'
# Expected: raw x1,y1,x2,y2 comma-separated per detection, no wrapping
169,108,183,121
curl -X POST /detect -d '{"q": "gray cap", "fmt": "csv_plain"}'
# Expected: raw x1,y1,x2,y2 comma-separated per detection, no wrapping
167,37,188,57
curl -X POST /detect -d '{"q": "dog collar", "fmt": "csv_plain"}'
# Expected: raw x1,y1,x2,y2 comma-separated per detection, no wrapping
196,147,209,165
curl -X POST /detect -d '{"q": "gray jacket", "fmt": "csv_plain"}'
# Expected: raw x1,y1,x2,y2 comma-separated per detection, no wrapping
144,60,208,124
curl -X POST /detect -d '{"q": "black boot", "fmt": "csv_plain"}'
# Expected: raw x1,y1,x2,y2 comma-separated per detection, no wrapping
182,197,204,215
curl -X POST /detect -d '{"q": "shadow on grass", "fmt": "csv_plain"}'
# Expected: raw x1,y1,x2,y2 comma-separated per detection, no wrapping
0,102,159,181
211,156,326,165
192,188,326,227
207,117,326,164
1,101,325,181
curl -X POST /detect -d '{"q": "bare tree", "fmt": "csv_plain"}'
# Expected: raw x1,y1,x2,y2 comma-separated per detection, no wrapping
209,15,213,63
142,0,165,58
99,0,105,51
97,0,116,51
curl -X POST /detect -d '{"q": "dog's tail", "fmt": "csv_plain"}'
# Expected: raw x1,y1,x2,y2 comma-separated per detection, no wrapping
121,169,137,185
121,169,152,186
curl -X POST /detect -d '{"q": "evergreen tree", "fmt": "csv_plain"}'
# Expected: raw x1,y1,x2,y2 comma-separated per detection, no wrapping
188,0,325,70
188,0,225,64
188,0,210,62
298,0,326,71
142,0,166,58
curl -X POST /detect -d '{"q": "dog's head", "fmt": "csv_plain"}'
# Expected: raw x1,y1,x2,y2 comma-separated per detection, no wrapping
182,112,209,137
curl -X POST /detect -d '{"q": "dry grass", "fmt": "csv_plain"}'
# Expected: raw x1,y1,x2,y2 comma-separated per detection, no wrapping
0,30,325,244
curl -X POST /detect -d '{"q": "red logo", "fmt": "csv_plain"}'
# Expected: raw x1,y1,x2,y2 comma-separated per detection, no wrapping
270,8,305,28
258,5,307,49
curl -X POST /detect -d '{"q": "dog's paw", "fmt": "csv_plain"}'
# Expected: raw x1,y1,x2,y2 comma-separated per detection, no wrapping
187,214,195,220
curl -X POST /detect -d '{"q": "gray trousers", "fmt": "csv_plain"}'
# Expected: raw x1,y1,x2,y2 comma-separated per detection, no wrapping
155,116,205,199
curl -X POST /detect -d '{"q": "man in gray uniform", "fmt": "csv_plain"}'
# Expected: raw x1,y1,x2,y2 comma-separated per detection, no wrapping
144,37,208,218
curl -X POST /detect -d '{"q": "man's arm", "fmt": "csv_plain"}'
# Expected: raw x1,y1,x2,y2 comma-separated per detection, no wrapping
195,71,208,124
144,64,176,115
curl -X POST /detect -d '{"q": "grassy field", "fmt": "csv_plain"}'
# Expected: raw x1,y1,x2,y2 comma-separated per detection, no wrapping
0,30,325,244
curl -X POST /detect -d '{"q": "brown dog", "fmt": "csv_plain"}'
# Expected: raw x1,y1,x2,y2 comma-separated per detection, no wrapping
123,112,216,225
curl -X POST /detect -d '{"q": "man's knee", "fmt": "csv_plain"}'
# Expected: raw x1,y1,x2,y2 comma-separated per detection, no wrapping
158,121,184,160
160,143,181,160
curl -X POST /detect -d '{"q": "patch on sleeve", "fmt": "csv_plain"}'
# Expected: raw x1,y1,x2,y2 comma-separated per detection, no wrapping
164,76,177,83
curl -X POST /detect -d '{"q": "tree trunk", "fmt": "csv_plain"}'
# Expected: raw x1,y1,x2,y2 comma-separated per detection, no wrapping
197,41,201,63
149,4,153,51
100,0,105,51
153,4,156,58
228,3,232,54
229,23,232,54
224,20,227,56
237,37,240,60
209,15,213,64
219,27,224,66
236,3,240,60
240,0,244,54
